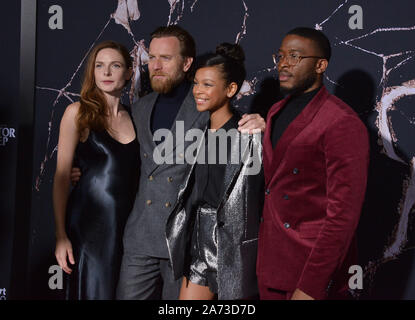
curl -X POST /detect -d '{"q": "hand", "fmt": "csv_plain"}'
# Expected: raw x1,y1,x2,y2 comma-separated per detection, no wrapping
55,236,75,274
70,167,81,186
237,113,266,134
291,288,315,300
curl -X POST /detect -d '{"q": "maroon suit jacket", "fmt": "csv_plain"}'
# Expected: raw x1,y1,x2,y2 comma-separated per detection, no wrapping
257,86,369,300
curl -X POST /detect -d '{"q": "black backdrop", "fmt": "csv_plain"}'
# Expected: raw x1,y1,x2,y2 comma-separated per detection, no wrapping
0,0,21,301
2,0,415,299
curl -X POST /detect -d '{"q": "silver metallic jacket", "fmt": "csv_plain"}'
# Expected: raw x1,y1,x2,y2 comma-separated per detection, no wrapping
166,129,264,299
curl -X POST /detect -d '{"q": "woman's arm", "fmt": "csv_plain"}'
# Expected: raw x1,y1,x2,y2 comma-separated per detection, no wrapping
53,102,80,274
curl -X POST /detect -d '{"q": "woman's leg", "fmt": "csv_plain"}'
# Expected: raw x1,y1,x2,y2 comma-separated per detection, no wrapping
179,277,215,300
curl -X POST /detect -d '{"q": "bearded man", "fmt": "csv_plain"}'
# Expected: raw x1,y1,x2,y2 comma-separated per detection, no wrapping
257,27,369,300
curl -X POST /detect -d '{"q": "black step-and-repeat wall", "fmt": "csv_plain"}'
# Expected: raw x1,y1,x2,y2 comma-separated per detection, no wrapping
2,0,415,299
0,0,21,301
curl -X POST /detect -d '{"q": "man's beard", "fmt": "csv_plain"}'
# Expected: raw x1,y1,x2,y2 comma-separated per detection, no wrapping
280,73,317,96
150,72,185,94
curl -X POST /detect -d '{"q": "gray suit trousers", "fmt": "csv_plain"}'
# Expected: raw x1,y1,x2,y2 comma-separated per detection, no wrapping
116,254,181,300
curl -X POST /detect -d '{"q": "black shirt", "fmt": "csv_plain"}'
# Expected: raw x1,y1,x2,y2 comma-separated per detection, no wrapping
151,81,191,141
271,88,320,149
194,114,240,207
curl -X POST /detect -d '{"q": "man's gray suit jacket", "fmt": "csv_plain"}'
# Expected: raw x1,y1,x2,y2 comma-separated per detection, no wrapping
123,88,209,258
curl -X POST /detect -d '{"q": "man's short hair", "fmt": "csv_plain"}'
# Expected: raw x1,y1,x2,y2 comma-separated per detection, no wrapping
151,25,196,59
286,27,331,61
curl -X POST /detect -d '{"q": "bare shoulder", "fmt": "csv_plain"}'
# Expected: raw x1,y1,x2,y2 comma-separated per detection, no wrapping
58,103,81,133
61,102,81,121
65,101,81,115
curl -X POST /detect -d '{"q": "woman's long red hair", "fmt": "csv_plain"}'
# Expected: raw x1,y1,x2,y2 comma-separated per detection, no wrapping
77,41,132,134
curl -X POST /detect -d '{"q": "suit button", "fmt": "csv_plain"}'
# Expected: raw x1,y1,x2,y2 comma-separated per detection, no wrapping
265,189,270,195
283,222,290,229
146,200,152,205
327,279,334,291
143,153,148,158
167,177,173,182
218,221,225,228
293,168,299,174
165,202,171,208
148,175,153,181
283,194,289,200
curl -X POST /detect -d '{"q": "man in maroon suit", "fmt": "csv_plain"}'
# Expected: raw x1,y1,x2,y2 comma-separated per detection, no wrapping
257,27,369,300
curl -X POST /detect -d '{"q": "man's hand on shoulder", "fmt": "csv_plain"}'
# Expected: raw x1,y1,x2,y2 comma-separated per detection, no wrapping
238,113,266,134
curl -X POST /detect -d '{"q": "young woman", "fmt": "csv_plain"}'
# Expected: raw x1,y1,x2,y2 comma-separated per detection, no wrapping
166,43,264,300
53,41,140,300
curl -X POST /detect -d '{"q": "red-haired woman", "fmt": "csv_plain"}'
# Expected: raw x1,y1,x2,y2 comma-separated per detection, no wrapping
53,41,140,300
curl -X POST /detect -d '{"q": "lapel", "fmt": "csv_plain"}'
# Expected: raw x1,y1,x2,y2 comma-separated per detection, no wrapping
152,88,209,175
263,96,290,176
136,92,159,174
263,86,330,186
140,92,159,150
168,124,208,220
216,131,246,213
169,87,207,154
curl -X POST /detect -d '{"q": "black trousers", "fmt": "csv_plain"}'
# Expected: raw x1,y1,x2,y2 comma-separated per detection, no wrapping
116,254,181,300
